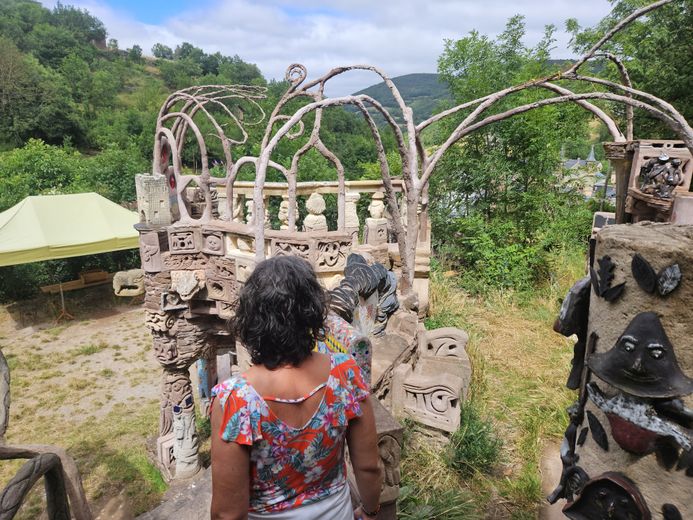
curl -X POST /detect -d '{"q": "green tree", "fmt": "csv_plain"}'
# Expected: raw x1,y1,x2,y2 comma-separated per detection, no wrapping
0,139,83,210
151,42,173,59
59,53,91,103
566,0,693,138
51,2,106,45
26,22,79,68
74,143,148,202
127,44,143,63
431,17,594,291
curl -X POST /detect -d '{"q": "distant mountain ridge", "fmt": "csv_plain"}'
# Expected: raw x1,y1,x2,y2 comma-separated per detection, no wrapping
352,61,575,125
352,73,452,125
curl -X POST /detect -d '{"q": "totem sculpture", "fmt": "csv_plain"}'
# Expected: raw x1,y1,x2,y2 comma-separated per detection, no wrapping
552,223,693,518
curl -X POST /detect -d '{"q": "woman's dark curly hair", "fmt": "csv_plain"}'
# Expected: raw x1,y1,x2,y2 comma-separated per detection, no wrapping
232,255,327,369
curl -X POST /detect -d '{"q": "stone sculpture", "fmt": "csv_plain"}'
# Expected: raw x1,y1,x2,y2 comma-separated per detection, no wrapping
364,192,388,246
303,193,327,232
112,268,145,297
278,198,298,230
172,398,200,479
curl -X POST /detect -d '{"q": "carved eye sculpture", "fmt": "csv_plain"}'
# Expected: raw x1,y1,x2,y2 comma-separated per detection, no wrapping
621,338,636,353
648,344,665,360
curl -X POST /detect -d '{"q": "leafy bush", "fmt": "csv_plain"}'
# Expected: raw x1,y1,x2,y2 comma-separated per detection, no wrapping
445,403,502,477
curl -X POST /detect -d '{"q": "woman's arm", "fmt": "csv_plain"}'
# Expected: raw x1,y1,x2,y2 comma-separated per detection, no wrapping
210,399,251,520
346,396,383,518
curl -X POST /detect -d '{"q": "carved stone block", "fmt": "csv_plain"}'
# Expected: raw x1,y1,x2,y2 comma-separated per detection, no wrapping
315,239,351,272
146,310,176,333
156,432,175,481
271,238,312,262
161,291,188,312
162,252,208,271
206,277,240,302
202,230,225,255
168,228,202,254
234,257,255,283
216,301,234,320
206,256,236,280
139,231,166,272
365,218,388,246
372,398,403,511
170,270,206,301
419,327,469,359
392,362,465,433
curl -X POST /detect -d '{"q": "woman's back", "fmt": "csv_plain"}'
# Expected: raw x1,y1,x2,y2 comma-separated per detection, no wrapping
211,352,368,514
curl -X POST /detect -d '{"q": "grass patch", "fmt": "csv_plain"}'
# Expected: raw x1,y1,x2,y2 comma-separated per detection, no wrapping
402,251,583,517
445,403,501,477
99,368,115,378
73,342,107,357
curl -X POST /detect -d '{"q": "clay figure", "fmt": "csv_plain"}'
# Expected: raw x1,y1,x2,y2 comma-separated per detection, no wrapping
563,472,651,520
588,312,693,399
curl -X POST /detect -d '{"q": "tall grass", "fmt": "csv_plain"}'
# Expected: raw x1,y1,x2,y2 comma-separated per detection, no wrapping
403,247,585,517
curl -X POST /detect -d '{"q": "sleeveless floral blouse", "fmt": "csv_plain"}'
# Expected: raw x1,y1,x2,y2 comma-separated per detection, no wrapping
211,353,369,513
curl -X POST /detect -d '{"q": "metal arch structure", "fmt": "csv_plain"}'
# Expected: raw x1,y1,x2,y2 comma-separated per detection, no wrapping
152,0,692,298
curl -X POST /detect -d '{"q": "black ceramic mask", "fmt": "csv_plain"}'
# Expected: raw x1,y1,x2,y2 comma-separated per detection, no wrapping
588,312,693,399
563,472,650,520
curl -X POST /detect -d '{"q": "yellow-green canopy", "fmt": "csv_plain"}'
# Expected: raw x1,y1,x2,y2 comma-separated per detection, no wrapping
0,193,139,267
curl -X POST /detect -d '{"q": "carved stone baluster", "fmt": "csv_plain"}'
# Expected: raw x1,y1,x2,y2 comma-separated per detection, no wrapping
344,191,360,242
278,195,298,231
303,192,328,232
231,193,243,223
262,195,271,230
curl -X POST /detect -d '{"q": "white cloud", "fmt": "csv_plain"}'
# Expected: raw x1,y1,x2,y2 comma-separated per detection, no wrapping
40,0,615,95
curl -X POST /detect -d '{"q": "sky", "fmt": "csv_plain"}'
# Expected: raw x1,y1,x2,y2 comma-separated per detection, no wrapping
40,0,616,96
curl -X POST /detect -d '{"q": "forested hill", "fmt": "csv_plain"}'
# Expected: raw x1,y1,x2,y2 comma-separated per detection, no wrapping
0,0,405,214
353,73,452,124
351,61,572,125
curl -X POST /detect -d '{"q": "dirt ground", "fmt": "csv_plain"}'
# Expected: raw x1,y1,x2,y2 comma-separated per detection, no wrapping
0,289,168,518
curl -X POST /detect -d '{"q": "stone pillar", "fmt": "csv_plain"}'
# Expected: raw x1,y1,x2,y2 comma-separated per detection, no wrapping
603,142,633,224
552,223,693,518
303,192,328,232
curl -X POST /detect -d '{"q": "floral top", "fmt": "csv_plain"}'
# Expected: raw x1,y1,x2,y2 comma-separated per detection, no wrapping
211,353,369,513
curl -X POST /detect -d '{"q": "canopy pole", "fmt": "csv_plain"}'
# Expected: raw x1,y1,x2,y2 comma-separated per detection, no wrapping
55,283,74,323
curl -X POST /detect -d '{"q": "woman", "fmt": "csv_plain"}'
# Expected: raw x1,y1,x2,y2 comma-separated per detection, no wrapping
210,255,383,520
